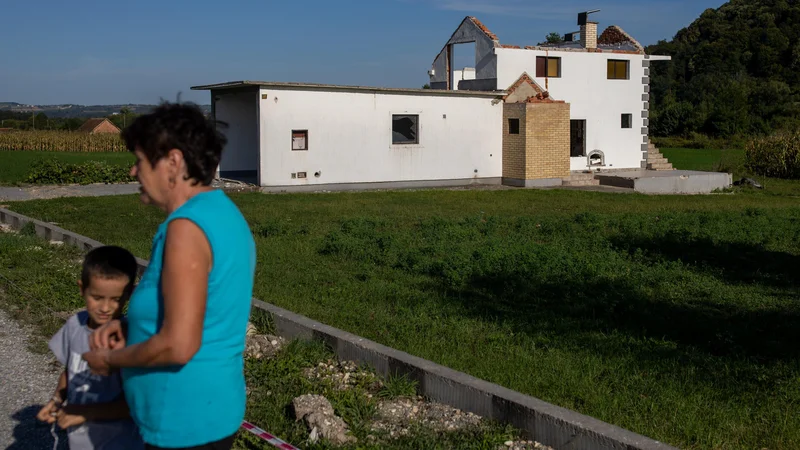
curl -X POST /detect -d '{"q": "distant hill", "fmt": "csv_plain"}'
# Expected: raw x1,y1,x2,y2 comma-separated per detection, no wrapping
646,0,800,138
0,103,210,118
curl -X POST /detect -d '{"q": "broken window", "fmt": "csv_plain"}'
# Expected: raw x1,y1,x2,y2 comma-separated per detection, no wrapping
621,114,632,128
536,56,561,78
392,115,418,145
292,130,308,150
607,60,629,80
508,118,520,134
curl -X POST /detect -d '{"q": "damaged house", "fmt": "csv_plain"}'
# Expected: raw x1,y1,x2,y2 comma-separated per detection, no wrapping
192,11,670,191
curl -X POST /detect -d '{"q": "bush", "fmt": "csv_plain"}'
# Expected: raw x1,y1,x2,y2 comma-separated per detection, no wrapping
744,131,800,179
25,159,135,185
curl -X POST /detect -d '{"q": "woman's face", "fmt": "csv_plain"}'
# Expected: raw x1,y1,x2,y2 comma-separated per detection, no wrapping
130,148,170,209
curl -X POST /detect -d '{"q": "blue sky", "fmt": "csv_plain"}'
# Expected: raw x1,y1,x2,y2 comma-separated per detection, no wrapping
0,0,726,106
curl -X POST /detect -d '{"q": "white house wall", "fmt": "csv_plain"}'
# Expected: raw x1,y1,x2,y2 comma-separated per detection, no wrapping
496,48,647,171
213,90,260,180
257,88,502,187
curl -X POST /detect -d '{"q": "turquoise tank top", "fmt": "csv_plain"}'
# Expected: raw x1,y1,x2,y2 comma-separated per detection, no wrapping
122,189,256,447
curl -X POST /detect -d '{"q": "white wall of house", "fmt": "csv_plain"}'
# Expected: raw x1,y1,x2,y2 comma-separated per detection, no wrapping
451,67,476,91
214,90,260,177
257,88,503,187
495,48,646,171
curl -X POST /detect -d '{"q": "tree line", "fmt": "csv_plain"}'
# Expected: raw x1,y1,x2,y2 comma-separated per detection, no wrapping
646,0,800,139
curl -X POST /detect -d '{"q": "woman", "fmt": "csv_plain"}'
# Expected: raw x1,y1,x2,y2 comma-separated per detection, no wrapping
83,102,257,450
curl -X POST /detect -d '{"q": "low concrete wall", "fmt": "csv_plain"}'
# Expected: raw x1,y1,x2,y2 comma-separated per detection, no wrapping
596,170,732,194
0,207,678,450
260,177,502,193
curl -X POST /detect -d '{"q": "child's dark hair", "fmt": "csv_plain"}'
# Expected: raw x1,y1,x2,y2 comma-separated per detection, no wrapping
121,101,228,186
81,246,138,293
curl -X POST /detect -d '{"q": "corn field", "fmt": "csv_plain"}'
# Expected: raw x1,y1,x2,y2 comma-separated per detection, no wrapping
745,131,800,179
0,131,127,153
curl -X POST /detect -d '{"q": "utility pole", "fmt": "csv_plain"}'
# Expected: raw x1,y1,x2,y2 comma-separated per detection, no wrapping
32,112,35,130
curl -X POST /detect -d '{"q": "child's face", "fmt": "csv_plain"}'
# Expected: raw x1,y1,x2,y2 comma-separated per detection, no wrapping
80,275,130,328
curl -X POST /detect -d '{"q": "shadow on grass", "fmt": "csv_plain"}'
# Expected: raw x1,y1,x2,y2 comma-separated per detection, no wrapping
610,232,800,289
440,238,800,369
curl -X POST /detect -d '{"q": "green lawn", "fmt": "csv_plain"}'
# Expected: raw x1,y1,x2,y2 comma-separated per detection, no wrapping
4,149,800,449
0,150,134,185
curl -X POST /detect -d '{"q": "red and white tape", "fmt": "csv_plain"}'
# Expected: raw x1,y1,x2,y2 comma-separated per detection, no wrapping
241,421,301,450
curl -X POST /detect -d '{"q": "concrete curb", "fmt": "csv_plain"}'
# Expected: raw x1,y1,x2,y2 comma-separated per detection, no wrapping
0,207,679,450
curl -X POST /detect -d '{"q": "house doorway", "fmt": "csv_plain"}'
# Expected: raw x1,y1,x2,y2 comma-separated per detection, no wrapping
570,120,586,157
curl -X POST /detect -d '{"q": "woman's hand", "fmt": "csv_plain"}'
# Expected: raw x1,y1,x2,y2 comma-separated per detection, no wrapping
82,349,112,376
56,407,86,430
89,320,126,351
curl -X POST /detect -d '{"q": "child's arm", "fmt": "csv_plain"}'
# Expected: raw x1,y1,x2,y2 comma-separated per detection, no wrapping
59,396,131,424
36,369,68,423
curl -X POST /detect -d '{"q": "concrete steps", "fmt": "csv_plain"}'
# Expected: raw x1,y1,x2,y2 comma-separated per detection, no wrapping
646,142,674,171
562,172,600,186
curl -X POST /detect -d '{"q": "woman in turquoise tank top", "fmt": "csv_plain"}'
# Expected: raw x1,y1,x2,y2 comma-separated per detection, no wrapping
82,102,257,450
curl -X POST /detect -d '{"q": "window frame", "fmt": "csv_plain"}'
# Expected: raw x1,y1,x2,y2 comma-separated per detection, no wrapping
508,118,520,135
391,114,420,146
607,59,630,80
621,114,632,129
291,129,308,151
536,56,562,78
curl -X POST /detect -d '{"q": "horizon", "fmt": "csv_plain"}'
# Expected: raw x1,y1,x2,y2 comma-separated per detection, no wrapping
1,0,726,106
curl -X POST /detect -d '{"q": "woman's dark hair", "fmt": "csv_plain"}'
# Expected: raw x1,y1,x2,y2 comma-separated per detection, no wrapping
121,101,227,186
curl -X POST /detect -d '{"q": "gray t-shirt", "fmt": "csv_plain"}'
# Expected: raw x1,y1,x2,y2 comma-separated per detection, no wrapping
48,311,144,450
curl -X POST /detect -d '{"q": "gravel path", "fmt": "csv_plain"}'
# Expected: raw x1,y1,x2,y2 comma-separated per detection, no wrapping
0,183,141,202
0,309,65,449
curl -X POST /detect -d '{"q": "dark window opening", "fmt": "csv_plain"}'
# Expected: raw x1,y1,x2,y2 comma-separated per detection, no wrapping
621,114,632,129
570,119,586,157
607,59,629,80
292,130,308,150
536,56,561,78
508,118,520,134
392,115,419,145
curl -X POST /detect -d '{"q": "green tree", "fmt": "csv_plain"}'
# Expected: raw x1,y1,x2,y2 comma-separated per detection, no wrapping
545,32,563,44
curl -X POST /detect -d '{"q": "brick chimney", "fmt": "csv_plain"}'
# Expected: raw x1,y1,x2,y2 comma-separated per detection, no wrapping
580,21,598,49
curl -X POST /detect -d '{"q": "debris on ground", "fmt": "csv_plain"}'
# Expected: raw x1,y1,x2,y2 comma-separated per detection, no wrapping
0,224,16,234
499,440,554,450
244,334,286,360
291,394,356,445
303,359,383,392
370,395,482,437
733,177,764,189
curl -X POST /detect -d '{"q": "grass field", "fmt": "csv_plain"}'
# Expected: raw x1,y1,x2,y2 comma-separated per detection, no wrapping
3,149,800,449
0,150,134,185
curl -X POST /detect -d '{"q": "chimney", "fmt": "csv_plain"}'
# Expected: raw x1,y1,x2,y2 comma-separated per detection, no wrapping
577,10,600,50
580,22,598,49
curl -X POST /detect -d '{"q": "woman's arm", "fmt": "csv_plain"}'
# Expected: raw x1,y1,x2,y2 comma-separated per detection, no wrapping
84,219,211,371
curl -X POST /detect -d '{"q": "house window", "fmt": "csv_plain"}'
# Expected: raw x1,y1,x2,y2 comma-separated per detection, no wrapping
508,118,520,134
392,114,418,145
292,130,308,150
621,114,632,129
536,56,561,78
607,59,629,80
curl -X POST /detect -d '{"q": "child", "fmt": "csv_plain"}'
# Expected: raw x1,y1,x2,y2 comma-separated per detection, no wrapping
37,245,144,450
